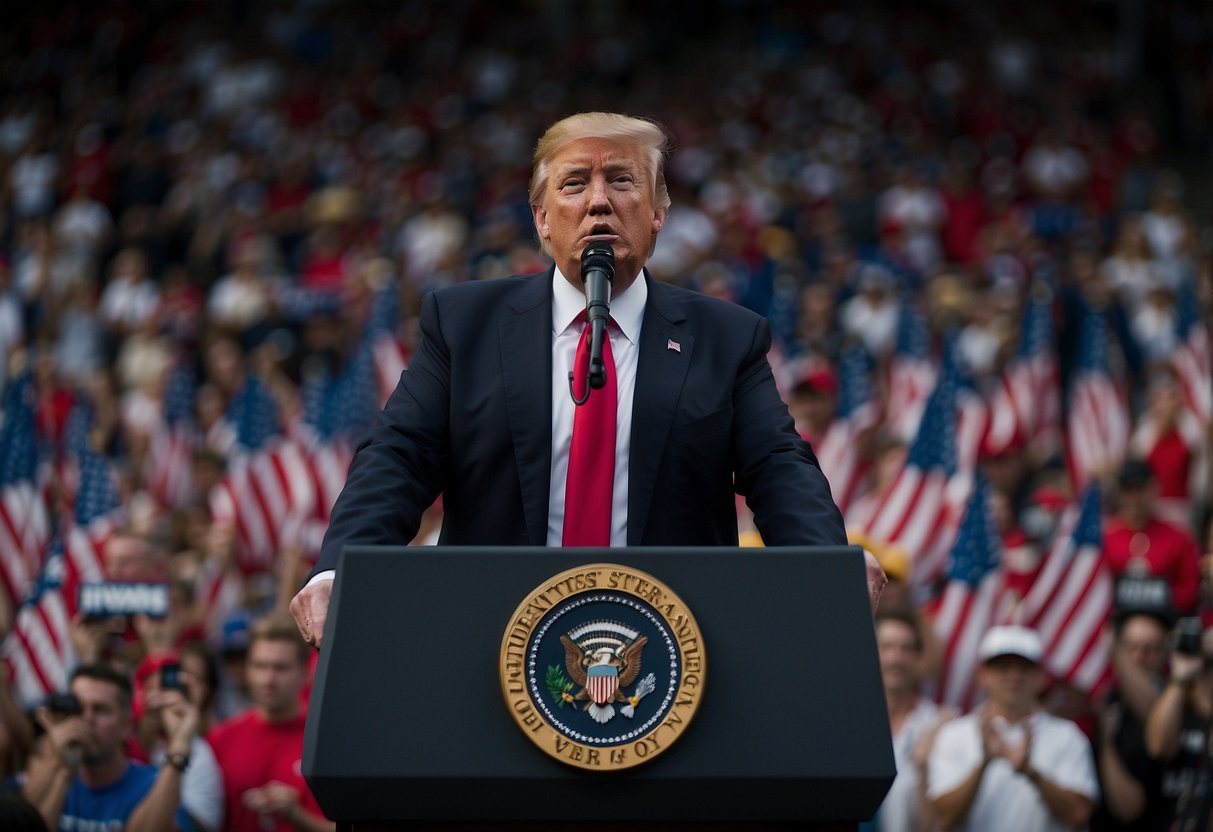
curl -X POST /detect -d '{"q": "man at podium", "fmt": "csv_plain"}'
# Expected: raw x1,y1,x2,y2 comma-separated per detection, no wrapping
291,112,885,648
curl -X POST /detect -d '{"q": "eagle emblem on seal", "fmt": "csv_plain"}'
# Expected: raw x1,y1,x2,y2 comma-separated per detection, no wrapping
549,620,657,724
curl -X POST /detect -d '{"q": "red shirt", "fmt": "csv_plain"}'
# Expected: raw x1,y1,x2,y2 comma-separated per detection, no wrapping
1103,516,1202,613
941,189,988,265
208,709,326,832
1146,428,1192,500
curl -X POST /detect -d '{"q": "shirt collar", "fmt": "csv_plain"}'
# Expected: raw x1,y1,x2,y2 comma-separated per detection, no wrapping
552,265,647,345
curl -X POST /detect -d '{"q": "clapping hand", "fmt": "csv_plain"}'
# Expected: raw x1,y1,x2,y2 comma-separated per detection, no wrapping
980,710,1032,771
243,780,301,822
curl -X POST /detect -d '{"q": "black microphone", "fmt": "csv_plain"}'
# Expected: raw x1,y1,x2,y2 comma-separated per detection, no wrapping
581,242,615,392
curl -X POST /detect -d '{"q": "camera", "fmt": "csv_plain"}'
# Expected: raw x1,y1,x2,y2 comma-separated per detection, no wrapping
160,662,185,693
1174,617,1204,656
45,691,82,717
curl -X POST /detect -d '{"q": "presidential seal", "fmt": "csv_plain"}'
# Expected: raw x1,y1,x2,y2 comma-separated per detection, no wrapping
500,564,705,771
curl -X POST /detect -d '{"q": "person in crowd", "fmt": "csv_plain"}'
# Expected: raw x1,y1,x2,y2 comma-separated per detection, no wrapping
0,793,49,832
133,654,225,832
1145,618,1213,828
927,625,1098,832
207,614,332,832
1128,373,1203,528
787,365,839,447
1104,459,1202,615
22,664,199,832
867,609,951,832
177,642,222,738
291,112,881,648
1092,600,1172,831
0,664,36,795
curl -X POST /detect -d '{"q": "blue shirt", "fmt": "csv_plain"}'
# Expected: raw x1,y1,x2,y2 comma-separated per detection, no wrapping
60,761,191,832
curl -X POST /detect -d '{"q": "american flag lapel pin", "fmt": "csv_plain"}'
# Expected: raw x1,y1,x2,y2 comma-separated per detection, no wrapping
666,338,681,353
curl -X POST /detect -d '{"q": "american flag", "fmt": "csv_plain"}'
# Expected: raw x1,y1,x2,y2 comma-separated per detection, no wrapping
0,376,51,613
985,278,1061,459
859,341,972,594
210,439,321,574
933,476,1007,711
209,427,353,576
306,279,405,439
816,346,878,516
226,376,282,454
373,335,409,407
4,432,123,707
953,349,990,477
1006,485,1113,696
4,545,72,706
59,442,124,614
359,278,408,417
218,323,370,574
146,361,198,509
366,278,409,408
1065,299,1129,491
886,297,936,445
44,400,96,512
1172,277,1212,424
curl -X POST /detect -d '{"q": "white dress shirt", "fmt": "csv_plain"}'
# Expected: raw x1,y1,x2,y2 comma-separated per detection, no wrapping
306,268,646,588
547,266,645,548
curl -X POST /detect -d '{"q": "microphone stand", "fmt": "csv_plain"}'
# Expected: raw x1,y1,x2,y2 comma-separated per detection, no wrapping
569,311,608,406
569,243,614,406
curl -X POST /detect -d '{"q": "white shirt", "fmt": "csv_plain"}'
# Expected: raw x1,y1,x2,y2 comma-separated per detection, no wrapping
876,697,940,832
546,266,645,548
927,709,1098,832
99,276,160,329
307,268,647,588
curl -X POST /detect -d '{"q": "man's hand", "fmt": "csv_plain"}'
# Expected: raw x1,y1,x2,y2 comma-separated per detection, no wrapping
979,710,1003,761
1004,721,1033,772
979,710,1033,771
151,687,200,757
243,780,301,821
34,708,88,768
1170,651,1203,688
864,549,888,614
290,579,332,649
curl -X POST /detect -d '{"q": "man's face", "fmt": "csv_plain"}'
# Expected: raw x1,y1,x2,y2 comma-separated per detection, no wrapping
532,136,666,297
1119,615,1168,675
876,619,920,694
979,655,1044,711
1118,482,1156,527
104,535,154,582
71,676,130,766
246,638,307,720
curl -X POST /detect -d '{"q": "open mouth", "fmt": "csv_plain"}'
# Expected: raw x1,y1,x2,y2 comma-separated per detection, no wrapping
584,225,619,242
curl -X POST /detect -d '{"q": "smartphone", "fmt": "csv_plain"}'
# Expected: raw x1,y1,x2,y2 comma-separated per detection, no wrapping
160,662,185,693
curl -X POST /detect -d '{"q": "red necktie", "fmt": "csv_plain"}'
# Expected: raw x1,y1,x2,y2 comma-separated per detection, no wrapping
562,318,617,547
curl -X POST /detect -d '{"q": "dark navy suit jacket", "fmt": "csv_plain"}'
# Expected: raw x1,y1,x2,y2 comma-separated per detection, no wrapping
312,269,845,574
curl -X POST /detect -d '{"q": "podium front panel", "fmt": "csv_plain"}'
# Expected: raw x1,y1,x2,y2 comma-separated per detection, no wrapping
304,546,894,823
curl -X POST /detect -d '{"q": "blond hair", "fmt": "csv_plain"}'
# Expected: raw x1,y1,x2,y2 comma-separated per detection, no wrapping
528,112,672,210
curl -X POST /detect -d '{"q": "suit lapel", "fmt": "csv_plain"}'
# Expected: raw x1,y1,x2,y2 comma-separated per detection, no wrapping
628,276,692,544
500,271,554,545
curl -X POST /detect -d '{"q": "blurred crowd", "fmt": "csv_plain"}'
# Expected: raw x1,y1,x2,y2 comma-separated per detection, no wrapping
0,0,1211,830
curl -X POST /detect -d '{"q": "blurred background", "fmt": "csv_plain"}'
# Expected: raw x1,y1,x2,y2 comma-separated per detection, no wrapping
0,1,1210,818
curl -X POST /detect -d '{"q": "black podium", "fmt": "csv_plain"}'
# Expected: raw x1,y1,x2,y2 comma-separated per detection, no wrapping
303,546,895,830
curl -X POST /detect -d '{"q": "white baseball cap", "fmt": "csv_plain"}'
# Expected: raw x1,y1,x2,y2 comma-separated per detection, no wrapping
978,625,1043,664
